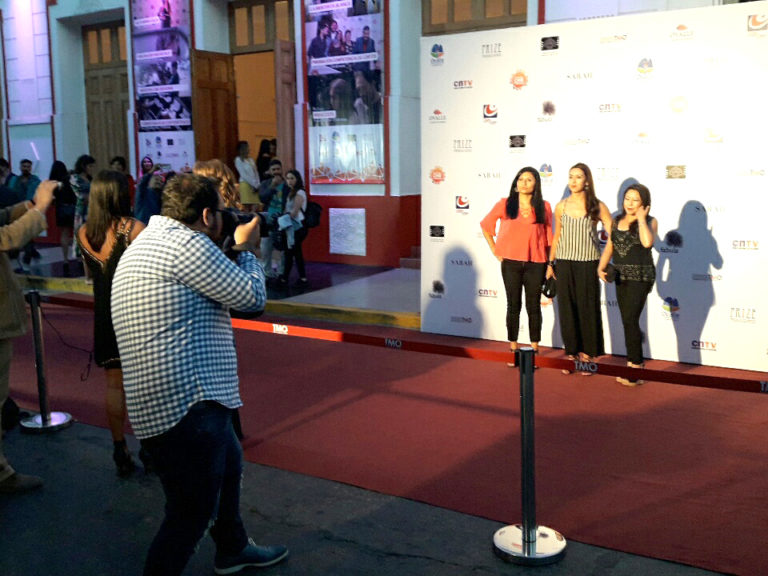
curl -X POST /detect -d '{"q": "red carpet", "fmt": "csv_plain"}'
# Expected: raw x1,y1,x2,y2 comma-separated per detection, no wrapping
10,305,768,575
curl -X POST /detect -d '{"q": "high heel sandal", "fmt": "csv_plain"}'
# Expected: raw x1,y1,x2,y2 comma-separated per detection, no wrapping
506,346,518,368
562,355,576,375
113,440,136,477
617,362,645,387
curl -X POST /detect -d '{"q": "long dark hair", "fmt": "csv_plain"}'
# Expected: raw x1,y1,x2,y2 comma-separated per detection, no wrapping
615,183,652,234
50,160,76,205
85,170,131,252
74,154,96,179
506,167,545,223
570,162,600,223
285,169,305,199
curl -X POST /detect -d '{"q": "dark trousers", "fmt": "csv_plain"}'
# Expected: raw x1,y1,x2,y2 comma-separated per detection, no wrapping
283,227,308,280
616,279,653,364
556,259,605,358
500,259,547,343
140,401,248,576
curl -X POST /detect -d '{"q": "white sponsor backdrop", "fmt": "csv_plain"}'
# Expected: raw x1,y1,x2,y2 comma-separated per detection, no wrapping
420,3,768,371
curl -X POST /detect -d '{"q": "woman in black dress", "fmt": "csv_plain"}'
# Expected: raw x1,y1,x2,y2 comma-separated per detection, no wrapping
49,161,77,268
76,171,145,474
598,183,657,386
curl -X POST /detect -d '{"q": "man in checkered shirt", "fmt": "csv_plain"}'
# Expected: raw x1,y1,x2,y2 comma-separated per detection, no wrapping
112,173,288,575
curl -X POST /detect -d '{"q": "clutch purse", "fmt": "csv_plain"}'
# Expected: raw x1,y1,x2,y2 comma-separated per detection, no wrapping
542,276,557,299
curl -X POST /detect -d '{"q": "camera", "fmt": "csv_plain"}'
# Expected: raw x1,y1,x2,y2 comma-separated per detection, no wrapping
220,208,273,241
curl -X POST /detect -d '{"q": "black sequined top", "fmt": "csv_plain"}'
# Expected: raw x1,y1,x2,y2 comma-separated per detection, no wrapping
611,220,655,283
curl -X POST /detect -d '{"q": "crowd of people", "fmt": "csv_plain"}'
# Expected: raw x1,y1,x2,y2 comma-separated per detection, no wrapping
482,162,657,387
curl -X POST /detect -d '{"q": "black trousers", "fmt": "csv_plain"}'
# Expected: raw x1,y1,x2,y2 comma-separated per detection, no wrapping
500,259,547,343
282,227,308,280
555,259,605,358
616,279,653,364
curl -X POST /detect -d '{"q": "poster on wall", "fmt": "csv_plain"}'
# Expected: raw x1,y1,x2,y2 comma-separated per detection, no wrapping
420,2,768,371
304,0,385,184
130,0,195,175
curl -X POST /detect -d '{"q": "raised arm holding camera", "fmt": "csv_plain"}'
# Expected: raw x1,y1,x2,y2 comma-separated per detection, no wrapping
111,173,287,575
0,179,57,494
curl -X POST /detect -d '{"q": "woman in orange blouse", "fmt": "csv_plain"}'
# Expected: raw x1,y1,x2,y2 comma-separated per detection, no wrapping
481,167,553,360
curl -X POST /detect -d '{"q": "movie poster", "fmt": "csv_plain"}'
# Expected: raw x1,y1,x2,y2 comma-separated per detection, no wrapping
130,0,195,174
304,0,385,184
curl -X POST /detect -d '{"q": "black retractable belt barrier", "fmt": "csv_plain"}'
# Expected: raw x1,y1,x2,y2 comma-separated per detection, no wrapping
20,290,73,433
493,347,566,565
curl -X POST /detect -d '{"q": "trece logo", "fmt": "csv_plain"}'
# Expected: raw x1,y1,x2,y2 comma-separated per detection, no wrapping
453,139,472,153
483,104,498,121
455,196,469,210
481,43,502,57
730,307,757,323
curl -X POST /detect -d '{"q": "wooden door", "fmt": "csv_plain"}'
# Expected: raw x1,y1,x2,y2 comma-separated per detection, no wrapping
274,39,296,170
191,50,238,166
83,22,130,169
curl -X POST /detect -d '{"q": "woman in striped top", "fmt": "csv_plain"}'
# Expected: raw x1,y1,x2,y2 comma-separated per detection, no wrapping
547,163,612,374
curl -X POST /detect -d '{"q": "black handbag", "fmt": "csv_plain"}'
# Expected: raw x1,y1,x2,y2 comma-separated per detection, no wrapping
542,276,557,299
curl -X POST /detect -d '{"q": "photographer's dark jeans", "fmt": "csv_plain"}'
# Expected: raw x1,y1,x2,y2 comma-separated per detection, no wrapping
140,401,248,576
501,259,546,343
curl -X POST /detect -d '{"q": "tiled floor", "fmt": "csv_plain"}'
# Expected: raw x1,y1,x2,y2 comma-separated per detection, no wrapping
18,244,420,314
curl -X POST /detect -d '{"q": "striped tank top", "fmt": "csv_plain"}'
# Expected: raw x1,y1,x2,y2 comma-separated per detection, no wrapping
556,206,601,261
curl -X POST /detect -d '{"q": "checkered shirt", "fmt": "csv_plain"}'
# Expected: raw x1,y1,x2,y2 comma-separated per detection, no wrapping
111,215,266,439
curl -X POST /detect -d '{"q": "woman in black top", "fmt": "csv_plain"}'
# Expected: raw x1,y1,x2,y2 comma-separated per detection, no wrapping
598,183,658,386
49,161,77,266
76,171,145,473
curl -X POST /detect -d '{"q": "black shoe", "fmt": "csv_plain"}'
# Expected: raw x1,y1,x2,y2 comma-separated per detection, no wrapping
0,472,43,494
294,278,309,288
22,254,32,265
113,440,136,477
214,539,288,574
31,248,42,259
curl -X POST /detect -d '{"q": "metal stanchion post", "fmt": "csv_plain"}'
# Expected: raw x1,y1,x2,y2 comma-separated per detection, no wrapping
493,347,566,565
20,290,73,433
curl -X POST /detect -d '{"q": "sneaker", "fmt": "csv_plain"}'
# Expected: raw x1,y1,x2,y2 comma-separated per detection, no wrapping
214,538,288,574
0,472,43,494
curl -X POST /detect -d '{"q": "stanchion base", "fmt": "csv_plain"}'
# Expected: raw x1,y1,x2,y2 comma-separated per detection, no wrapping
20,412,73,434
493,524,566,566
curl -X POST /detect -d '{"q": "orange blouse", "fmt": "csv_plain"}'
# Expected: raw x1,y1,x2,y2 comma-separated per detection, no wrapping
480,198,552,262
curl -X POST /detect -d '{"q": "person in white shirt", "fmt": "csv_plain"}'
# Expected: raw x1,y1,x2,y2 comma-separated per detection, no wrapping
233,141,261,211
